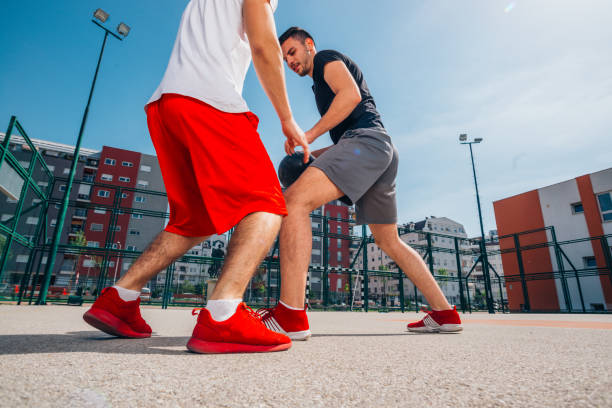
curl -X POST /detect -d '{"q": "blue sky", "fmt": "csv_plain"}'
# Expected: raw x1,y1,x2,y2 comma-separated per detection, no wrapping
1,1,611,237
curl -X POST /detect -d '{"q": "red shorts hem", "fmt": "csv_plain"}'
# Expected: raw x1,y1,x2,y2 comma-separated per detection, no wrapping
164,202,288,237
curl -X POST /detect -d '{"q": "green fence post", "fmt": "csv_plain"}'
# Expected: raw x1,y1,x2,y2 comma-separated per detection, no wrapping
323,215,329,308
454,237,466,313
398,267,405,313
362,225,369,312
551,226,572,312
514,233,530,312
426,233,434,274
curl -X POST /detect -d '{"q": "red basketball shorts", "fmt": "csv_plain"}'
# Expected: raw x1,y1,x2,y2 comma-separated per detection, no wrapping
146,94,287,237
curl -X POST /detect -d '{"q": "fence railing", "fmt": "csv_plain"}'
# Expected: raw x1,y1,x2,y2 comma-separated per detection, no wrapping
1,116,611,313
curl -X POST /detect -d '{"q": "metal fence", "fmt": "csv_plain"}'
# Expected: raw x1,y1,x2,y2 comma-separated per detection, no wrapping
1,116,611,313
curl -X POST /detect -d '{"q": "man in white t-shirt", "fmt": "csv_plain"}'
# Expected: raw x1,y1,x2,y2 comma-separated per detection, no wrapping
83,0,309,354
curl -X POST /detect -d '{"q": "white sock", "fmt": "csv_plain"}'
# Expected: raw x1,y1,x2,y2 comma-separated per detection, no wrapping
279,300,304,311
206,299,242,322
113,285,140,302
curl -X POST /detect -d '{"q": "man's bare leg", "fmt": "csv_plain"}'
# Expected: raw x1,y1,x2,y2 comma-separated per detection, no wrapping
279,167,343,308
210,211,283,299
369,223,451,311
116,231,207,291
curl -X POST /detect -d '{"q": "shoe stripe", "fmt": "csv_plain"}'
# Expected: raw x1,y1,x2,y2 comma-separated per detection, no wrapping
423,315,440,328
262,316,286,334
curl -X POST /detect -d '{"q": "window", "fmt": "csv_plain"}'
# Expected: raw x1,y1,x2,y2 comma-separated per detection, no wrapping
135,196,146,203
101,174,113,181
87,241,99,248
129,229,140,236
47,165,55,171
119,176,130,183
50,219,57,227
337,252,342,262
571,202,584,214
108,261,115,267
121,193,129,199
94,207,107,214
140,165,151,172
83,259,96,267
1,214,12,222
337,240,342,249
63,168,70,175
26,217,39,225
97,190,110,198
16,255,29,263
137,180,149,188
90,223,104,231
127,245,137,251
58,185,67,192
122,161,133,167
597,192,612,221
337,226,341,234
583,257,597,268
112,226,121,232
111,243,119,249
104,158,116,165
132,213,143,219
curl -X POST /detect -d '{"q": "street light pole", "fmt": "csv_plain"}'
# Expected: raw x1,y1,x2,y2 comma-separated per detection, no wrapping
38,10,130,304
460,134,495,314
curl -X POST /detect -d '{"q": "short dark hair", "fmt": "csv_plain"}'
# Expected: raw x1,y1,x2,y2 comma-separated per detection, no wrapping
278,26,315,46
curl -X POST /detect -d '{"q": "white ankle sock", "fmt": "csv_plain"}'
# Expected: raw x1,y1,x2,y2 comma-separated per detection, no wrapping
113,285,140,302
279,300,304,311
206,299,242,322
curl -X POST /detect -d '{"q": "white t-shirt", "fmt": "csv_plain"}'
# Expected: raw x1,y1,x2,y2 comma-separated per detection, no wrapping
147,0,278,113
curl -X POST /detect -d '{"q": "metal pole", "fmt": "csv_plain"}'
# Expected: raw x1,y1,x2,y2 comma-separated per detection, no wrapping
323,215,329,308
551,227,572,312
454,237,466,312
362,225,369,312
467,143,495,313
39,30,112,304
514,233,530,311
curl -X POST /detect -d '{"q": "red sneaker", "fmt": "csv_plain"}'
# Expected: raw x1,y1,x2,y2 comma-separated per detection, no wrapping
407,306,463,333
83,287,152,338
258,302,311,341
187,303,291,354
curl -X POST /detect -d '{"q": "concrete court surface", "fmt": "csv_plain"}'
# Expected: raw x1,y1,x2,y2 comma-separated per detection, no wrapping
0,304,611,408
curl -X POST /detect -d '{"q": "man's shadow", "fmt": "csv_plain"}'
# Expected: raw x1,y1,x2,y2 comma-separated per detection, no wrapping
0,331,191,356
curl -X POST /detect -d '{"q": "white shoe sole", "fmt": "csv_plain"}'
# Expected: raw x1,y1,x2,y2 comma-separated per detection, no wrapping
408,324,463,333
287,329,311,341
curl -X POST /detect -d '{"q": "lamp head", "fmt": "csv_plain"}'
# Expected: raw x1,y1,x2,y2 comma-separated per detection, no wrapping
93,8,109,23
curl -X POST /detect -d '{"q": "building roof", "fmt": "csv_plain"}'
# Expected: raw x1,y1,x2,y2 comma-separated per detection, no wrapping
2,133,100,157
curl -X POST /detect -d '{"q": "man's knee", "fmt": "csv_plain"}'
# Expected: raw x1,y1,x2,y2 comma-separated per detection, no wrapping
373,232,401,254
284,188,316,214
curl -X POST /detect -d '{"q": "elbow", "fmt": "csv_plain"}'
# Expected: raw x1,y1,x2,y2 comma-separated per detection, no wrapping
250,41,281,61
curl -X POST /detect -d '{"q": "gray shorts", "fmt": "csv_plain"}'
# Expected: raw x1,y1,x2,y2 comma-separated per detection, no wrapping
311,127,398,225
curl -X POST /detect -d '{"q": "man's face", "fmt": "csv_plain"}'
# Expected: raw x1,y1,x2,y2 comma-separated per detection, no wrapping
281,37,313,77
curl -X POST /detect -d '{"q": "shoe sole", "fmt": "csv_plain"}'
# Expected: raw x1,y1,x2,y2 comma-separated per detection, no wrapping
83,308,151,338
186,337,291,354
407,324,463,333
287,330,312,341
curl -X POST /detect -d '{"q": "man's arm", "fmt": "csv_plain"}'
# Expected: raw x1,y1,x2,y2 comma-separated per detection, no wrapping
306,61,362,143
243,0,309,160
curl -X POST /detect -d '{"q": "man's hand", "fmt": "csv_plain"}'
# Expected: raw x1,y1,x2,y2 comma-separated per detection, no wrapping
282,118,310,162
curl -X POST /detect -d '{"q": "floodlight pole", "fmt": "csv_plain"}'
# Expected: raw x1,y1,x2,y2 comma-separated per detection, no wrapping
461,139,495,314
38,21,122,305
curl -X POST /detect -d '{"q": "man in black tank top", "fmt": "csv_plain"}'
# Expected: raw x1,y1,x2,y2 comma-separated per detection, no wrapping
260,27,462,339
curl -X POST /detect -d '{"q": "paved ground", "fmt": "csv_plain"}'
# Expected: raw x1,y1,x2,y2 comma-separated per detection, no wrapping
1,304,611,408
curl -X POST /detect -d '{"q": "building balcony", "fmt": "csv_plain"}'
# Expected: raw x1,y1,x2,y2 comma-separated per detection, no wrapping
76,194,90,202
